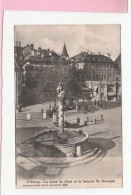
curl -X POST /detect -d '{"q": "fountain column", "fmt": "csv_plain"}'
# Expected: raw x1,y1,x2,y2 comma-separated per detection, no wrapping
57,82,65,134
58,99,64,133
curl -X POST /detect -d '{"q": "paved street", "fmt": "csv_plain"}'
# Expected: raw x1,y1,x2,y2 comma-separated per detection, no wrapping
16,102,122,187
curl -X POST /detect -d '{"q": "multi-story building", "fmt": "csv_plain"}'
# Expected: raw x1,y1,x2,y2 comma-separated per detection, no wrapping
70,52,115,81
15,41,121,105
14,45,24,109
70,52,121,101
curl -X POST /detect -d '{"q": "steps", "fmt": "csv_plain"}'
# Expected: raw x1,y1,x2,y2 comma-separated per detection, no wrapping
16,147,105,179
31,148,103,168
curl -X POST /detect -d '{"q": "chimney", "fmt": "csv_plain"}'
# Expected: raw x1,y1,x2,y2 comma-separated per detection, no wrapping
19,41,21,47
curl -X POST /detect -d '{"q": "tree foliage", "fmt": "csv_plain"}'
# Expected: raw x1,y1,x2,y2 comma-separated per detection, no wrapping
24,65,92,105
61,66,88,101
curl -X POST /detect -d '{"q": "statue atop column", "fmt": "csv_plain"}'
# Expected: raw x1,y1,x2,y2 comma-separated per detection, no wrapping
57,82,65,100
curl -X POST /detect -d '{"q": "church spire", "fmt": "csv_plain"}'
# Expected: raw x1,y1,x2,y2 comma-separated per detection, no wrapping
61,43,69,57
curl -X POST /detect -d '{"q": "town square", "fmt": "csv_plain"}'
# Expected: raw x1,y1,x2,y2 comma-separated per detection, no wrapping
14,25,122,188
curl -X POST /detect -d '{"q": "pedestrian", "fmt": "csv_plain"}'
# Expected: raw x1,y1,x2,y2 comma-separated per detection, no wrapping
41,108,43,115
49,104,51,110
51,106,54,111
100,100,103,107
97,100,100,106
54,99,56,108
52,106,56,113
94,100,96,106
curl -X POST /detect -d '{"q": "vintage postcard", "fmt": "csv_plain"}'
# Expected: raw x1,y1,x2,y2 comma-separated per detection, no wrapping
15,24,122,188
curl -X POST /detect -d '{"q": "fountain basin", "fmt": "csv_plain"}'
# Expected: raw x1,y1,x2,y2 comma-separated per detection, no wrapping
34,129,89,157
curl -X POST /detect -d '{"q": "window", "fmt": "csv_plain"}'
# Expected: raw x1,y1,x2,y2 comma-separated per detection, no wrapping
87,57,90,61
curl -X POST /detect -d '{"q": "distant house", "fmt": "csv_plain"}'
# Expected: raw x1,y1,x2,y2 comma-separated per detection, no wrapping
24,47,60,66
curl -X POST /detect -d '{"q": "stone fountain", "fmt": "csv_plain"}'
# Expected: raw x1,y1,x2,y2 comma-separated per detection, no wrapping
33,82,89,157
16,82,104,179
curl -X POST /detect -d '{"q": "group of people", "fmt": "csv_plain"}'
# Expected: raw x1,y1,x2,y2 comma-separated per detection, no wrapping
41,103,57,116
94,99,103,107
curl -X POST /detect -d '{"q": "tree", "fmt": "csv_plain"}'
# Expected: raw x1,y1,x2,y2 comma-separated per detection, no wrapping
39,66,66,98
61,66,87,105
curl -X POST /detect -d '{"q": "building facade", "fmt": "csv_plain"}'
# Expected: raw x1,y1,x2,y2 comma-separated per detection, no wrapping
14,47,24,109
70,52,115,81
85,79,121,101
14,42,121,106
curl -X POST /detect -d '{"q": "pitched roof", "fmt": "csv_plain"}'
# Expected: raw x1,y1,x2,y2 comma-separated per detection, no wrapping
114,54,121,65
70,52,113,63
61,43,69,57
50,51,59,57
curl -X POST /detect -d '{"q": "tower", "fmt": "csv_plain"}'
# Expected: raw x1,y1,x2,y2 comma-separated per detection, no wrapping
61,43,69,60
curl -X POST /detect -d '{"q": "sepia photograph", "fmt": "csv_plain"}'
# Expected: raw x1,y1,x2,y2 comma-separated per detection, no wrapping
15,24,122,188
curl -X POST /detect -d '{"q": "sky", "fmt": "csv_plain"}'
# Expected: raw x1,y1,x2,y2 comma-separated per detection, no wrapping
15,25,121,60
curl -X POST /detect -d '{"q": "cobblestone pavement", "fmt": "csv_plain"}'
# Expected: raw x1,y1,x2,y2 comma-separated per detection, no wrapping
16,104,122,187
